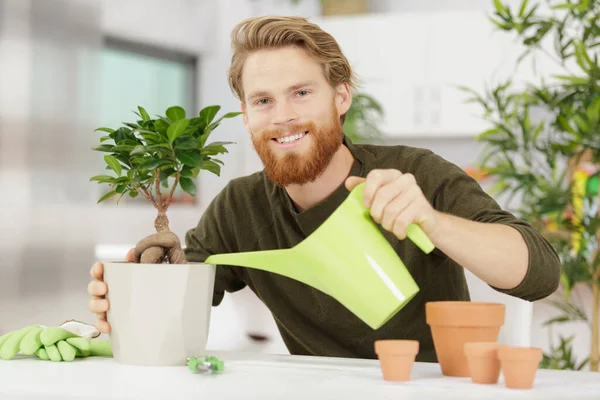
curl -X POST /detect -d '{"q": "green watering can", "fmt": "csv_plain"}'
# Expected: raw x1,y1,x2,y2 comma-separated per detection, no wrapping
205,183,434,330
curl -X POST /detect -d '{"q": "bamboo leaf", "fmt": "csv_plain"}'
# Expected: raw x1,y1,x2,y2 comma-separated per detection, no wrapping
518,0,529,17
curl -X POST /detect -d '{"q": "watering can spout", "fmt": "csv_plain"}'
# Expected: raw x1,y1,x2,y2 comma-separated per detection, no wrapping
204,248,331,295
204,183,435,329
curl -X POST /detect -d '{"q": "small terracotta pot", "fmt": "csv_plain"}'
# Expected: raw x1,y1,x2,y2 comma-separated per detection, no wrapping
375,340,419,381
464,342,502,384
498,346,542,389
426,301,505,377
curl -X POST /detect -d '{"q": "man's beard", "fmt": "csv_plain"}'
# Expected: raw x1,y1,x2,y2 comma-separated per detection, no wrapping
251,109,343,187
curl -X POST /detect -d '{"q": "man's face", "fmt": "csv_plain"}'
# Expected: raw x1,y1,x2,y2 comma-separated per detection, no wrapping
240,46,351,187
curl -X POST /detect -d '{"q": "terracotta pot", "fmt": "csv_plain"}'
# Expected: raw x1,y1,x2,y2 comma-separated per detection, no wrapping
498,346,542,389
374,340,419,381
464,342,502,384
426,301,505,377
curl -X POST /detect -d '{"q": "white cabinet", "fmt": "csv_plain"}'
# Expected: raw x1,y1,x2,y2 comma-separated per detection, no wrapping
314,11,535,138
315,13,430,137
427,11,519,136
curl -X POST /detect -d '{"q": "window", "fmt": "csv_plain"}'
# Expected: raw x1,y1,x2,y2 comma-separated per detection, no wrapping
98,37,198,206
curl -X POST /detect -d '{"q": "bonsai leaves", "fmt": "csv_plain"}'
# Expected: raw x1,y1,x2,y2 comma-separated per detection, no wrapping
90,105,241,205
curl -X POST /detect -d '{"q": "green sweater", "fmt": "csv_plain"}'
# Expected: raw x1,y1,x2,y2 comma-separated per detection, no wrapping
184,138,561,362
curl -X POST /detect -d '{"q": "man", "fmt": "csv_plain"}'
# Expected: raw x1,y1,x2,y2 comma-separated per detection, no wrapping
88,16,561,362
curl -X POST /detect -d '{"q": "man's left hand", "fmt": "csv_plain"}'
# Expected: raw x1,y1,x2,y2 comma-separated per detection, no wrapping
345,169,440,240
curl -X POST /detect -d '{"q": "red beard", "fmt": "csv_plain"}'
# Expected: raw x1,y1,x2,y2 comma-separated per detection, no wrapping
251,109,343,187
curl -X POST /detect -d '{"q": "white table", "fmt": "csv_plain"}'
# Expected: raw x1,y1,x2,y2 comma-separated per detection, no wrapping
0,351,598,399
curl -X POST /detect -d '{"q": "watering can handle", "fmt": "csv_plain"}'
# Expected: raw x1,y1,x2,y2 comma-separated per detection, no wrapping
406,224,435,254
352,182,435,254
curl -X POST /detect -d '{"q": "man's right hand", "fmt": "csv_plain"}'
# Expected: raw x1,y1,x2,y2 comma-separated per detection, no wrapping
87,249,135,334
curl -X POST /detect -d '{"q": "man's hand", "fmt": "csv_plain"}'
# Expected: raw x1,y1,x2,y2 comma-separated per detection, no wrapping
345,169,440,240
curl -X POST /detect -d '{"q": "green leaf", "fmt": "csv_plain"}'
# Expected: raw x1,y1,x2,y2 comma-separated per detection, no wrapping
551,3,576,10
112,144,135,153
159,168,177,184
203,143,230,156
572,115,590,134
179,177,197,196
89,175,117,183
129,190,139,198
221,111,243,119
174,135,200,150
180,166,195,178
577,0,590,12
184,117,208,138
122,122,141,130
205,141,235,147
131,145,146,155
518,0,529,17
113,176,130,183
132,173,152,183
155,119,170,136
138,106,150,121
557,115,578,136
586,97,600,127
115,184,128,194
92,144,114,152
493,0,509,15
139,157,171,170
176,150,203,167
100,136,112,143
201,159,222,176
542,315,571,326
94,127,115,134
200,105,221,126
97,190,118,204
139,132,163,143
553,75,589,85
166,106,186,122
167,119,190,143
476,128,500,140
104,155,122,176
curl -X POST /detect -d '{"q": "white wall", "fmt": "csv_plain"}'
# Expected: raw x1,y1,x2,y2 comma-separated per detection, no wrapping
101,0,213,54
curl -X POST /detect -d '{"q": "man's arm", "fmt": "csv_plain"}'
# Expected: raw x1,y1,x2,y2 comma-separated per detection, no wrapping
346,153,561,302
429,212,529,290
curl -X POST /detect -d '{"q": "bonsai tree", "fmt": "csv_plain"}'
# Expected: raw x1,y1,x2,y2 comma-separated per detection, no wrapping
461,0,599,371
90,105,241,264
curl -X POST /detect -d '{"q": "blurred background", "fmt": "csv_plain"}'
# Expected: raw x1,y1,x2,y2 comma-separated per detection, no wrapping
1,0,598,371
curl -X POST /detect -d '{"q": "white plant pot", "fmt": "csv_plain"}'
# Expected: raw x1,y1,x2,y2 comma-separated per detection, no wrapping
103,262,216,366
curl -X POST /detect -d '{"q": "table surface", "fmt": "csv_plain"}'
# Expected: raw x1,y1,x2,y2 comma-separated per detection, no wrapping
1,350,598,400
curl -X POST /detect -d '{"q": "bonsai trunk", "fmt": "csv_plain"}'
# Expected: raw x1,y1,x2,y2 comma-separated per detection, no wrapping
136,208,186,264
155,211,169,233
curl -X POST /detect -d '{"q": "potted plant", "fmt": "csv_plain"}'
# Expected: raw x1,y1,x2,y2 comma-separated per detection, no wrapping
460,0,599,371
343,91,385,144
90,105,241,366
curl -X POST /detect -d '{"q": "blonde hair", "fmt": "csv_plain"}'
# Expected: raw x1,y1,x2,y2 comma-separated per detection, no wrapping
228,15,357,103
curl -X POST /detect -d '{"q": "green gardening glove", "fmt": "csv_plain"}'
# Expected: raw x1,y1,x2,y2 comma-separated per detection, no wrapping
0,320,112,362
